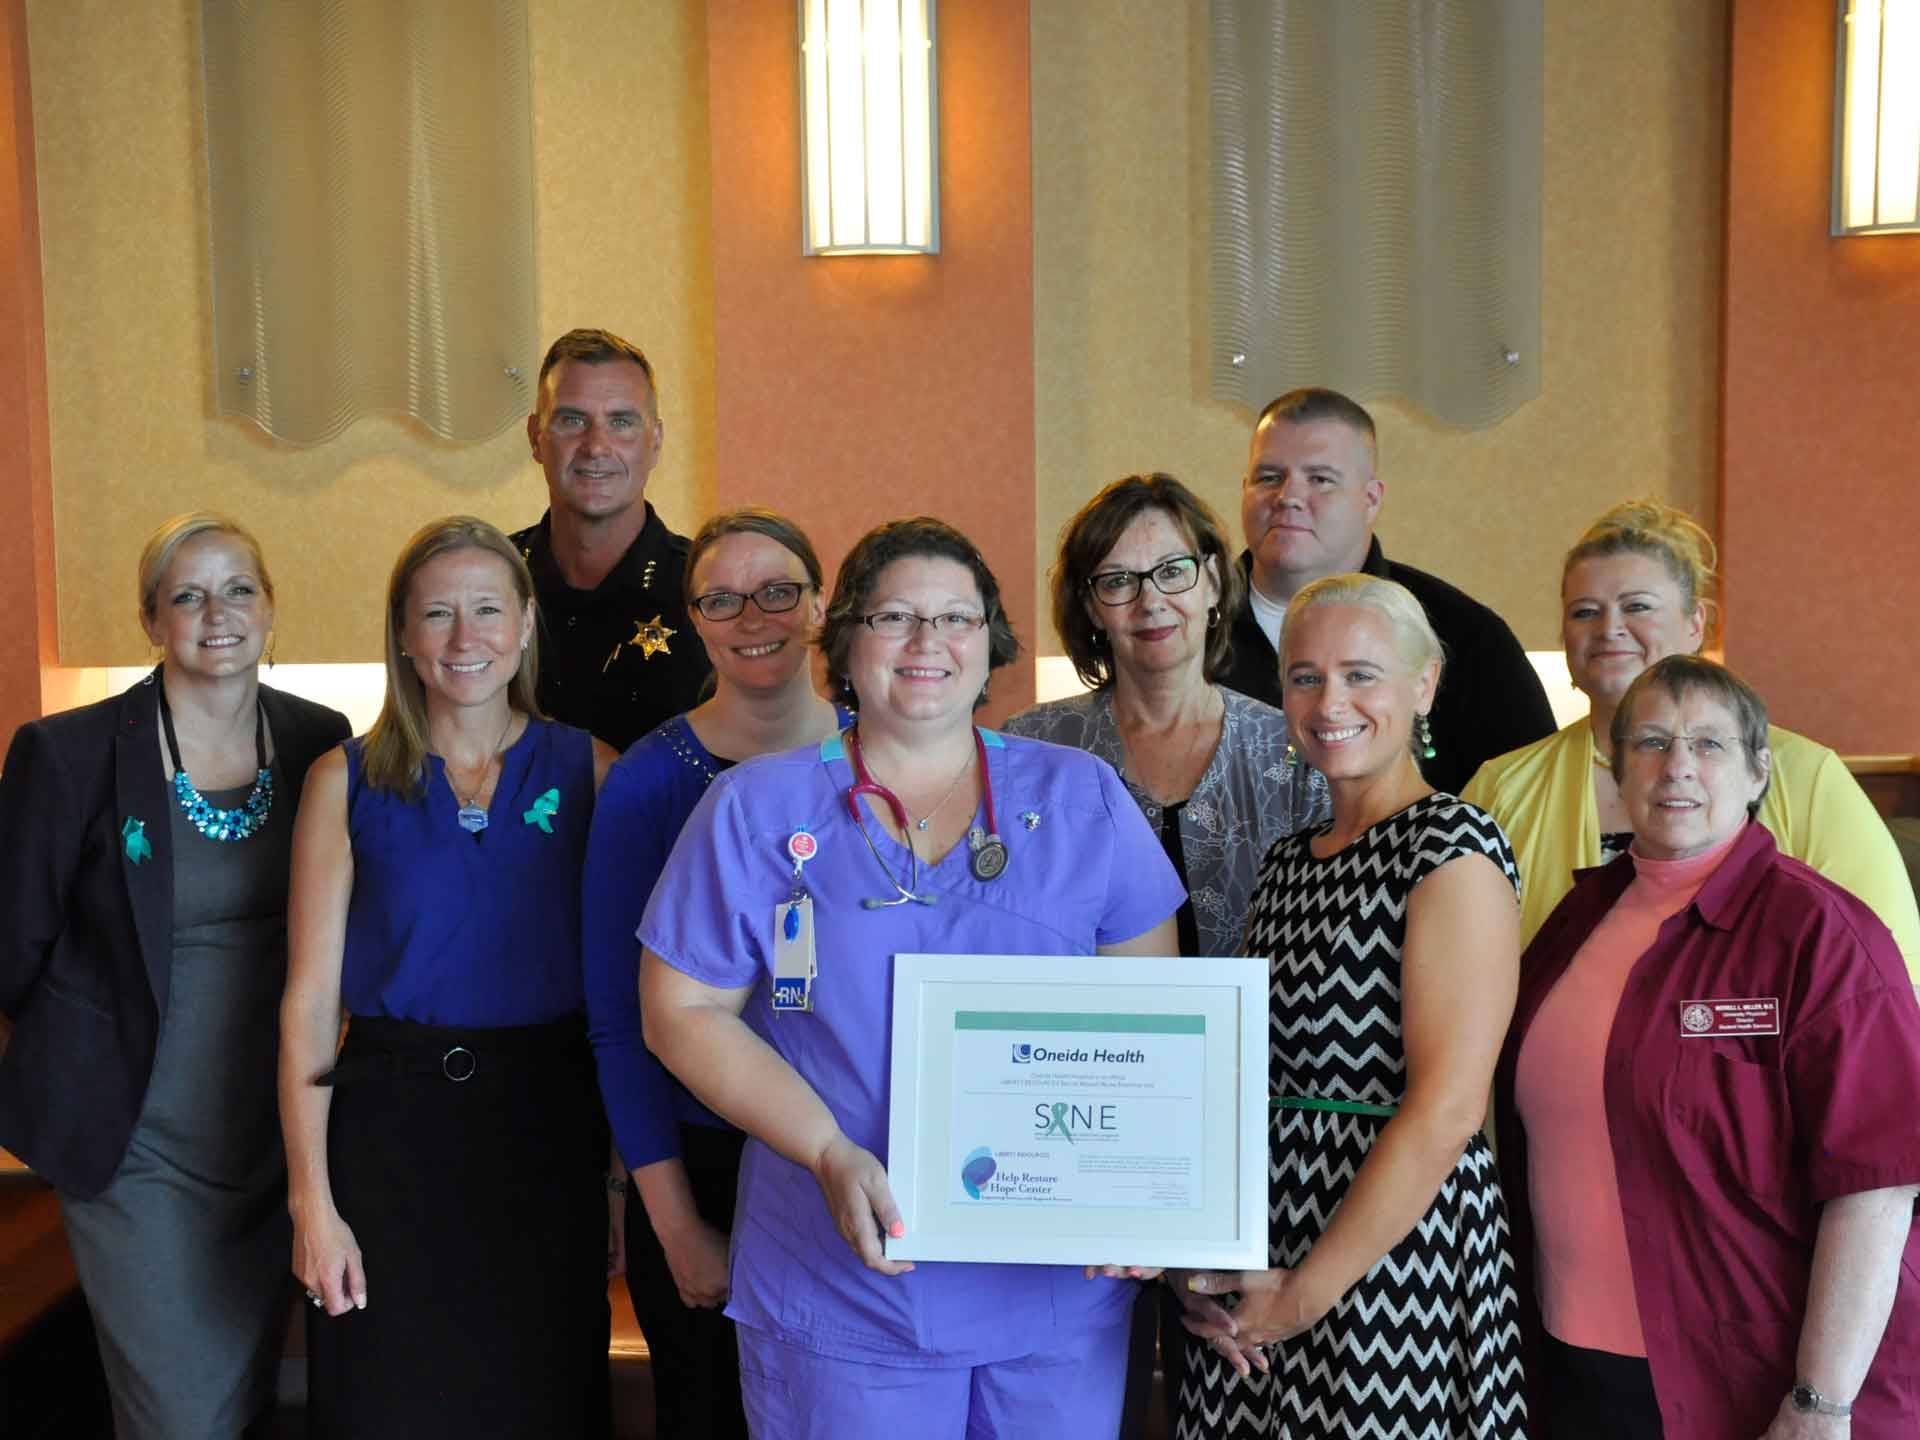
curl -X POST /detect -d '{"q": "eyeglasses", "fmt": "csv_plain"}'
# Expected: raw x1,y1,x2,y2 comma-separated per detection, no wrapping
857,610,988,638
1085,555,1202,606
1626,731,1745,763
692,582,809,621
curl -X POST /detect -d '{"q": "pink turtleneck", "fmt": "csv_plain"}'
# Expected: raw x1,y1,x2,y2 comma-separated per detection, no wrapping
1513,829,1742,1356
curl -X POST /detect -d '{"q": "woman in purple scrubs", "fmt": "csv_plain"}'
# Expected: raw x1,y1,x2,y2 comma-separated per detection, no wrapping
639,517,1184,1439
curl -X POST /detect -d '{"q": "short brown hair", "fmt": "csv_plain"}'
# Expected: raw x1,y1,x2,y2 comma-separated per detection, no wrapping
138,512,275,623
820,518,1019,711
1564,498,1717,640
361,517,544,795
1252,387,1378,453
534,328,658,411
1610,654,1771,813
1051,474,1241,689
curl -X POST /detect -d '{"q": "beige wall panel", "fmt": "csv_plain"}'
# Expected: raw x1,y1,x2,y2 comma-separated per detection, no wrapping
1032,1,1726,651
29,0,715,663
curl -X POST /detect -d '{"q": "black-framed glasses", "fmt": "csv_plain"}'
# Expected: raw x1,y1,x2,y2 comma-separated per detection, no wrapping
1625,731,1745,764
857,609,989,638
1086,555,1202,607
692,581,810,621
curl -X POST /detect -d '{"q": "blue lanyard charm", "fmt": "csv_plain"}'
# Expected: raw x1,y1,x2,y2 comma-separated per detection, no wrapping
772,895,816,1013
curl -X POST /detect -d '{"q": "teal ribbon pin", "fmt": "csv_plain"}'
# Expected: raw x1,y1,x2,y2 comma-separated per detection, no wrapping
522,788,560,834
122,817,152,865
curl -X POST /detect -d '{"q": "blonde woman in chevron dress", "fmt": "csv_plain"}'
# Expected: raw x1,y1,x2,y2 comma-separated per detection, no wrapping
1170,574,1528,1439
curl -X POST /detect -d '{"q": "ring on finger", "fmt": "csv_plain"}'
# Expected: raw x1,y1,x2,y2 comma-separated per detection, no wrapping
306,1291,324,1307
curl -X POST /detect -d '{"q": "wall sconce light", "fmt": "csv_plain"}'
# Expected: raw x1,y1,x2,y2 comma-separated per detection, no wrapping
1833,0,1920,234
799,0,939,255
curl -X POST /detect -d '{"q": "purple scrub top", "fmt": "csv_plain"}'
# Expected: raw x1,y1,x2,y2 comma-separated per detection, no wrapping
639,728,1186,1366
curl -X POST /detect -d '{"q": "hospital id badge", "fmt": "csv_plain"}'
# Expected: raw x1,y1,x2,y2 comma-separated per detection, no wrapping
772,896,816,1013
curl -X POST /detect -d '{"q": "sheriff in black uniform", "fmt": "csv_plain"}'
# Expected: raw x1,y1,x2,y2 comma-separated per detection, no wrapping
510,328,712,752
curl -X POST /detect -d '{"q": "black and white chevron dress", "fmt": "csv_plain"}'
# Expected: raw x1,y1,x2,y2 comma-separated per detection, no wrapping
1174,794,1528,1440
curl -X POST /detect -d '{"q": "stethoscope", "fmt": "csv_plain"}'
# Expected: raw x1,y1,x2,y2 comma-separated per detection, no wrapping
844,726,1008,909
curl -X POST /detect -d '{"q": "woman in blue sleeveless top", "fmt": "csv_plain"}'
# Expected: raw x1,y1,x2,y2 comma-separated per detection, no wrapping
280,516,617,1438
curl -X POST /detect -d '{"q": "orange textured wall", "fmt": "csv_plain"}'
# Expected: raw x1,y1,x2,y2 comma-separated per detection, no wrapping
705,0,1035,721
0,0,53,740
1722,0,1920,753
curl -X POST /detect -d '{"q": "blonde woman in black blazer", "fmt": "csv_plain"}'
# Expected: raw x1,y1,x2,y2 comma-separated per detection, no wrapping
0,513,348,1439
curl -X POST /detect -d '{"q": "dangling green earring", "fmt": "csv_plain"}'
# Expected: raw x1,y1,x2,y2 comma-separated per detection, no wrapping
1284,741,1300,768
1417,713,1437,761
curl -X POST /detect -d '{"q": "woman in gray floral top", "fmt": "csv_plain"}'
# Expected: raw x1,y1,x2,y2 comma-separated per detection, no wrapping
1003,472,1329,1437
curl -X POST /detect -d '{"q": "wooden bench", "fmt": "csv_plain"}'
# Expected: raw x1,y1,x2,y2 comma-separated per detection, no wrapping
1847,754,1920,822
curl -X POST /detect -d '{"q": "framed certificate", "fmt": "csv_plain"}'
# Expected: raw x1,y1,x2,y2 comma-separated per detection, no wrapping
884,953,1268,1269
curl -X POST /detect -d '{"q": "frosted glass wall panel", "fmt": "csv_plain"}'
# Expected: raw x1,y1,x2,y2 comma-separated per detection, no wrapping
202,0,536,443
1210,0,1542,428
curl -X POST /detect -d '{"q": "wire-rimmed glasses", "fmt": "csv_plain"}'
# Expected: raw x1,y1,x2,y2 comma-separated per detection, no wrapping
857,610,988,638
1624,731,1745,765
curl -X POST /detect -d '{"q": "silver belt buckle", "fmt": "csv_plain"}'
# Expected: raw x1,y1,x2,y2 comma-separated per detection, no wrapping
441,1045,477,1082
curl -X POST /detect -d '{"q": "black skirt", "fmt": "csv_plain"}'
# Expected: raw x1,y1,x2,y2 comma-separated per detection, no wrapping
306,1015,607,1440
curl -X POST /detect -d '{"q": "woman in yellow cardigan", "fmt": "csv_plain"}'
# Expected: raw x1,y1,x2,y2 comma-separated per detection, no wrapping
1463,499,1920,981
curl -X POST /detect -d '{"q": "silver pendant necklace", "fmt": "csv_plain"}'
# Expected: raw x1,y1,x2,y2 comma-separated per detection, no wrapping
445,711,514,834
899,747,974,833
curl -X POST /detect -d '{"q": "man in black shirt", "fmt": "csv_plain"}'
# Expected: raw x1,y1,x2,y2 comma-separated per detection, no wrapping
1218,387,1555,793
510,328,712,752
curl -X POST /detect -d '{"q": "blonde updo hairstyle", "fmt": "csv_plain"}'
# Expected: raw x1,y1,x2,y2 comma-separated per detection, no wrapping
1562,499,1717,645
1280,574,1446,764
138,512,276,626
1280,572,1445,686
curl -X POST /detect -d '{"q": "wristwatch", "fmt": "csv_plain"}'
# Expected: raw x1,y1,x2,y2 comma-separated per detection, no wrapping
1790,1383,1853,1418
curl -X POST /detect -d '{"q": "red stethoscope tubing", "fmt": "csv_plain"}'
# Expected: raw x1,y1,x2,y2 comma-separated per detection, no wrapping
844,725,999,839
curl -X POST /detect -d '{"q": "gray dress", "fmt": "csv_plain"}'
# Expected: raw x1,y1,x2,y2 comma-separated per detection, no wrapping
61,771,295,1439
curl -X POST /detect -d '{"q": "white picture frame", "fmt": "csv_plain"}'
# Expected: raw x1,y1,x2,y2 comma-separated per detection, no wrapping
884,953,1268,1269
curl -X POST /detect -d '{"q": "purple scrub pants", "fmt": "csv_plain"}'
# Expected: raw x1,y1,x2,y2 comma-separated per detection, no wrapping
736,1316,1132,1439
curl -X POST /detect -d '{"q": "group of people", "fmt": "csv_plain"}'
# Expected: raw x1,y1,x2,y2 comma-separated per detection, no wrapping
0,328,1915,1440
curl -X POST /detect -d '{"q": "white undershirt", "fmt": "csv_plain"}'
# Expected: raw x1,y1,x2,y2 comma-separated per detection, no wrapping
1247,584,1287,653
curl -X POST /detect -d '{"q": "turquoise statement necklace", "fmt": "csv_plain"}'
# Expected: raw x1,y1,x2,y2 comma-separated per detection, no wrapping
158,677,273,842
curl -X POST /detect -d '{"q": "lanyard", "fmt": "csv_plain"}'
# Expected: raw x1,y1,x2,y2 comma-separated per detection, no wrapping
845,726,1006,905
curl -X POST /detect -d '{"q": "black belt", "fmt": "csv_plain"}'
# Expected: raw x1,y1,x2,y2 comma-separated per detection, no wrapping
317,1014,587,1087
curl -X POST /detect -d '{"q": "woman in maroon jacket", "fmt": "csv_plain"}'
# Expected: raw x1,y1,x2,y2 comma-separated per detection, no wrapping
1495,655,1920,1440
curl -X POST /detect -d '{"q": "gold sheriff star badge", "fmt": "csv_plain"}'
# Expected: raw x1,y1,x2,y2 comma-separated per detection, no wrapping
630,614,675,659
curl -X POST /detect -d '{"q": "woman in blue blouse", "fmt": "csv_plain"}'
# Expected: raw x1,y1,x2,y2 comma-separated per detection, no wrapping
280,517,617,1439
585,508,844,1440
